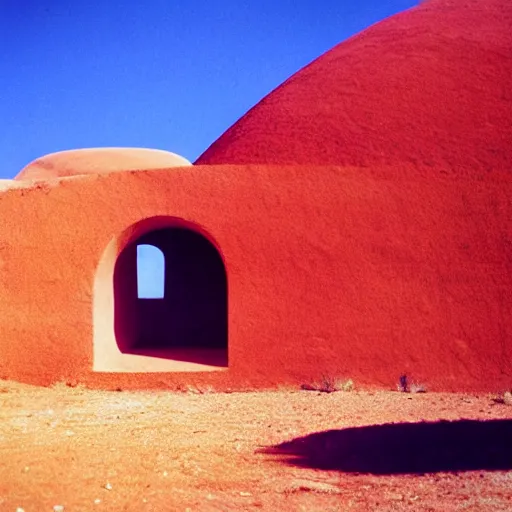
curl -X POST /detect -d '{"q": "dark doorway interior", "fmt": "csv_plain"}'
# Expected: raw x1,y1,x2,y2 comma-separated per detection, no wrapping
113,227,228,367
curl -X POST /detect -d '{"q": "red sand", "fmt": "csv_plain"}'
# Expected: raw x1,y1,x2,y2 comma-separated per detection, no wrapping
1,382,512,511
196,0,512,172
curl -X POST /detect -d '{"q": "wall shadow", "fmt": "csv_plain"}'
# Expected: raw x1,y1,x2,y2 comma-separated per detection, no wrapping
125,347,228,367
259,419,512,474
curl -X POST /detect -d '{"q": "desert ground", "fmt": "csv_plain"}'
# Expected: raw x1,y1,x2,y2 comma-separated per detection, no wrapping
1,380,511,511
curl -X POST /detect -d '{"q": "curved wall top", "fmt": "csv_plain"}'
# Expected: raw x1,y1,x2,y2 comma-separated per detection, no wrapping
196,0,512,172
15,147,192,181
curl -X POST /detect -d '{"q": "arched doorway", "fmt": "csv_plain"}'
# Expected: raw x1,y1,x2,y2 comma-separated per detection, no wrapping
93,218,228,371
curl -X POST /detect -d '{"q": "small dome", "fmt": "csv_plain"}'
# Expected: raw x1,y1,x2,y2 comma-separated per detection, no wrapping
196,0,512,173
15,147,191,181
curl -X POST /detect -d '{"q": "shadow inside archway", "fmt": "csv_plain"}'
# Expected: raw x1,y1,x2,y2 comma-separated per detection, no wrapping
114,227,228,366
259,419,512,474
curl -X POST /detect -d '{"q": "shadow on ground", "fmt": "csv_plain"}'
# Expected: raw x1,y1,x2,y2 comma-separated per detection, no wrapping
259,419,512,475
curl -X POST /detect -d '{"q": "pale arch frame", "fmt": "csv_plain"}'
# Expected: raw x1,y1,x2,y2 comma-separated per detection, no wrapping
93,216,228,372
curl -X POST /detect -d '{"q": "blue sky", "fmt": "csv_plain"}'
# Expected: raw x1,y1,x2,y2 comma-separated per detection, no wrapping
0,0,417,179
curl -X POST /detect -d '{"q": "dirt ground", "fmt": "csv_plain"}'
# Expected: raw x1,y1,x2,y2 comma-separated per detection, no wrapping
1,380,511,512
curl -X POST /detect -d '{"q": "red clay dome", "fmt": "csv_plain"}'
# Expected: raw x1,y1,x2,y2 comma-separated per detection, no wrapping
196,0,512,172
15,147,191,181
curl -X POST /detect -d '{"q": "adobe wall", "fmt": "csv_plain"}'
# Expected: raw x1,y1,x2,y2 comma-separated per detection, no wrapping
0,164,510,391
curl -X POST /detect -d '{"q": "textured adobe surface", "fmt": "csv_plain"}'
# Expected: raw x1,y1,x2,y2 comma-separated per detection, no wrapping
0,163,510,391
15,147,191,181
0,0,510,391
197,0,512,172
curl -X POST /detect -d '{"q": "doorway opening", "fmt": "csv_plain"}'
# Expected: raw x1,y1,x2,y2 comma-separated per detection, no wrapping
93,218,228,372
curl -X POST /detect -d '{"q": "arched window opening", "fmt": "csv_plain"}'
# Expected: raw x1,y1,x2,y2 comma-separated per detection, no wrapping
137,244,165,299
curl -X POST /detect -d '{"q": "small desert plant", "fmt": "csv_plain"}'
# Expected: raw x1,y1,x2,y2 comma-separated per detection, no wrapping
183,384,215,394
397,375,427,393
398,374,409,392
410,382,427,393
493,390,512,406
301,375,354,393
340,378,355,392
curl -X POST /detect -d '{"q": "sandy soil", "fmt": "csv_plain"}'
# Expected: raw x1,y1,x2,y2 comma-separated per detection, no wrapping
1,381,511,511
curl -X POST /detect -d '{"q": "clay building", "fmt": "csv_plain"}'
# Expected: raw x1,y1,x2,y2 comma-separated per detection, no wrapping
0,0,510,391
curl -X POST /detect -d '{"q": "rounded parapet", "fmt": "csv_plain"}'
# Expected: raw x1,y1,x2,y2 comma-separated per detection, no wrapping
15,147,191,181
